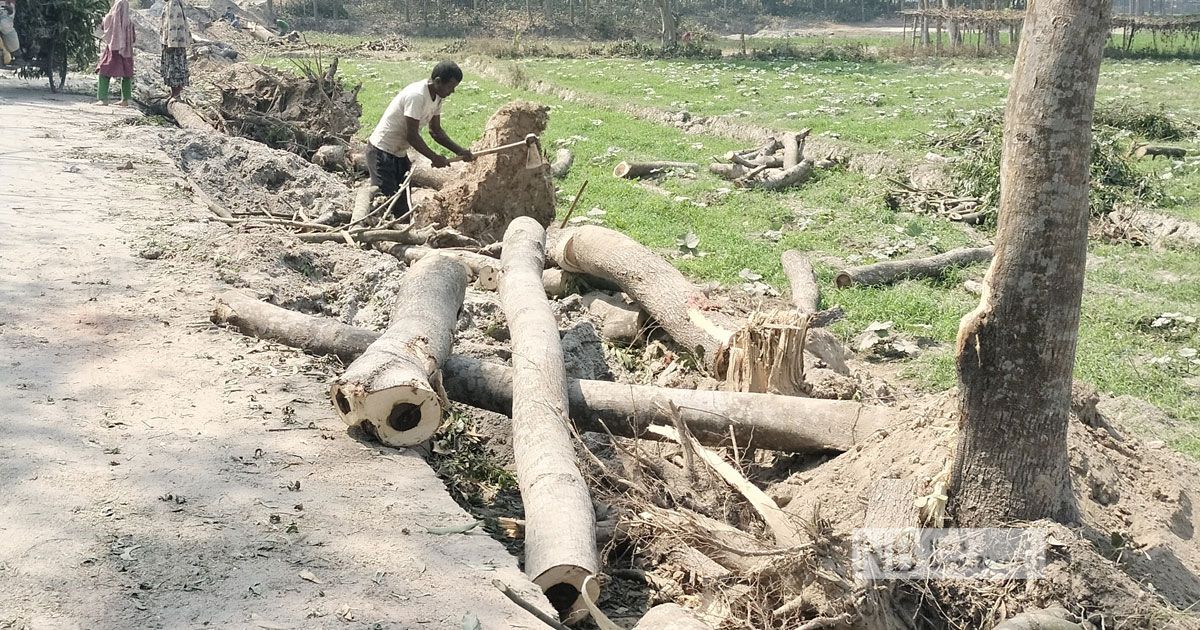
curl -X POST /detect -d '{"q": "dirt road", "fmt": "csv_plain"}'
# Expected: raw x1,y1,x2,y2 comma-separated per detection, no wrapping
0,82,548,629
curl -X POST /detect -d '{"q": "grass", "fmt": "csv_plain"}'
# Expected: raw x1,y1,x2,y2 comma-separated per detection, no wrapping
268,46,1200,454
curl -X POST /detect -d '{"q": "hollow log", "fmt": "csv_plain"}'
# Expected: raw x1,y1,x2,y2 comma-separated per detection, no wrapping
835,245,995,288
781,250,819,314
351,183,378,225
167,100,214,132
633,604,712,630
207,295,891,453
329,254,468,446
549,226,741,369
550,148,574,179
499,217,599,622
739,160,814,191
612,161,699,179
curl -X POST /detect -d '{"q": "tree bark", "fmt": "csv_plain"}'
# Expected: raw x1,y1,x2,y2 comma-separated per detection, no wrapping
612,161,698,179
329,254,468,446
781,250,819,314
550,148,574,179
208,294,892,453
657,0,677,50
834,246,994,288
549,226,741,369
499,217,599,622
948,0,1111,527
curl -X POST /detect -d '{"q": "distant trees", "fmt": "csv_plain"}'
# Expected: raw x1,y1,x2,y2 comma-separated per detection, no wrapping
13,0,108,92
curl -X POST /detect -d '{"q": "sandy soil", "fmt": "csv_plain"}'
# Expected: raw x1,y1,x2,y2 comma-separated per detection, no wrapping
0,80,553,629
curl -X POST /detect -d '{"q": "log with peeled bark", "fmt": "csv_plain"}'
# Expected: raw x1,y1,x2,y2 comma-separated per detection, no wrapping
781,250,819,314
207,295,891,453
738,160,814,191
835,245,994,289
550,148,574,179
612,161,699,179
549,225,741,369
329,254,468,446
167,100,214,132
500,217,599,622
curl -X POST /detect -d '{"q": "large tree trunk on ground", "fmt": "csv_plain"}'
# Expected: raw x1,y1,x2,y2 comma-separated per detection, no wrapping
835,246,994,289
739,160,813,191
781,250,819,314
948,0,1111,527
612,161,698,179
549,226,741,369
500,217,599,622
329,254,468,446
168,100,214,132
408,158,467,190
208,295,892,453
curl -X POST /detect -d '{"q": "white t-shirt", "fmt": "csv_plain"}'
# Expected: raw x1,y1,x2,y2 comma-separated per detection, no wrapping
368,79,444,156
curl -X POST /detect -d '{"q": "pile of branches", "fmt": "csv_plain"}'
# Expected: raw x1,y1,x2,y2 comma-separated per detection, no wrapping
929,108,1159,217
884,179,989,224
704,130,840,191
206,56,362,160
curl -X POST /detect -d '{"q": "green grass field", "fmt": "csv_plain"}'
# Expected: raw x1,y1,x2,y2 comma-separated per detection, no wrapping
279,48,1200,453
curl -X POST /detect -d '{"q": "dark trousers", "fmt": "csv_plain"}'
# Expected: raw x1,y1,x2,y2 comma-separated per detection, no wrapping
366,143,412,218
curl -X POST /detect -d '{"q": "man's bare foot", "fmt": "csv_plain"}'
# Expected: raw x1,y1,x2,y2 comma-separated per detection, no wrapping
116,100,130,107
94,100,109,106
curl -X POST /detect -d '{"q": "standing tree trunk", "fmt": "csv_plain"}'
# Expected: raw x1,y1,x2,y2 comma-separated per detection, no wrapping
948,0,1111,527
657,0,677,50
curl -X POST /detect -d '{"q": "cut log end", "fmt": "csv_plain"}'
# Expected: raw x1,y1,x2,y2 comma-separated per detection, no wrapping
612,162,633,179
330,381,442,447
534,565,600,624
834,271,853,289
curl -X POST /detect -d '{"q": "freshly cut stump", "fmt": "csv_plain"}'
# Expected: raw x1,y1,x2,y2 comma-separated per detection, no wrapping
718,311,809,396
421,101,555,243
500,217,599,622
328,253,468,446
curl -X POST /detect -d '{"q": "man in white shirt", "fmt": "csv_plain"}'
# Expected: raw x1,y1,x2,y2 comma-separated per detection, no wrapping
366,60,473,217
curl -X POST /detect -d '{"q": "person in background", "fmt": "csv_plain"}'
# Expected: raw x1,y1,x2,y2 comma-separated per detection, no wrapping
159,0,192,101
221,6,241,28
0,0,20,66
96,0,136,106
365,60,474,218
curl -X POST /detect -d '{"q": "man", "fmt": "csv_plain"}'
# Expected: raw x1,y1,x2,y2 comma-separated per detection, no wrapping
367,60,473,217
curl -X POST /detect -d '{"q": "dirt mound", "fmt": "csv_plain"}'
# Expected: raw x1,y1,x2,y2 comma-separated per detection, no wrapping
1099,204,1200,249
156,128,350,218
767,389,1200,628
420,101,556,244
197,61,361,161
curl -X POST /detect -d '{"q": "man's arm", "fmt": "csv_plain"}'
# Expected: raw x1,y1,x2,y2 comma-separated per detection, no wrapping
429,116,473,161
405,117,449,168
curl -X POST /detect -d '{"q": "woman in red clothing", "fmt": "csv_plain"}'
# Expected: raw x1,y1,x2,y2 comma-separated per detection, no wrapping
96,0,135,106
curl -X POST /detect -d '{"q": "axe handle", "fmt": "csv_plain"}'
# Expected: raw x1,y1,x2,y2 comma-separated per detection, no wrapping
446,138,532,163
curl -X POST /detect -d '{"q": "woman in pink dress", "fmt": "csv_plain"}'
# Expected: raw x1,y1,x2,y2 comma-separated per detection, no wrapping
96,0,135,106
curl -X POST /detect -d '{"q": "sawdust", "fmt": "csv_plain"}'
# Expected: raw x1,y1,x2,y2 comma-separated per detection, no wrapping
421,101,556,243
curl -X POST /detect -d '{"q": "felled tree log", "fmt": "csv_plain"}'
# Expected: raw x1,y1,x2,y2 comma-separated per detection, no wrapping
351,183,378,225
993,609,1084,630
207,295,891,452
500,217,599,622
550,148,574,179
1132,144,1186,160
709,162,749,180
167,100,215,132
549,226,741,369
633,604,712,630
613,161,699,179
781,129,811,170
835,245,995,288
781,250,819,314
739,160,814,191
409,160,467,190
581,292,646,344
329,254,468,446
